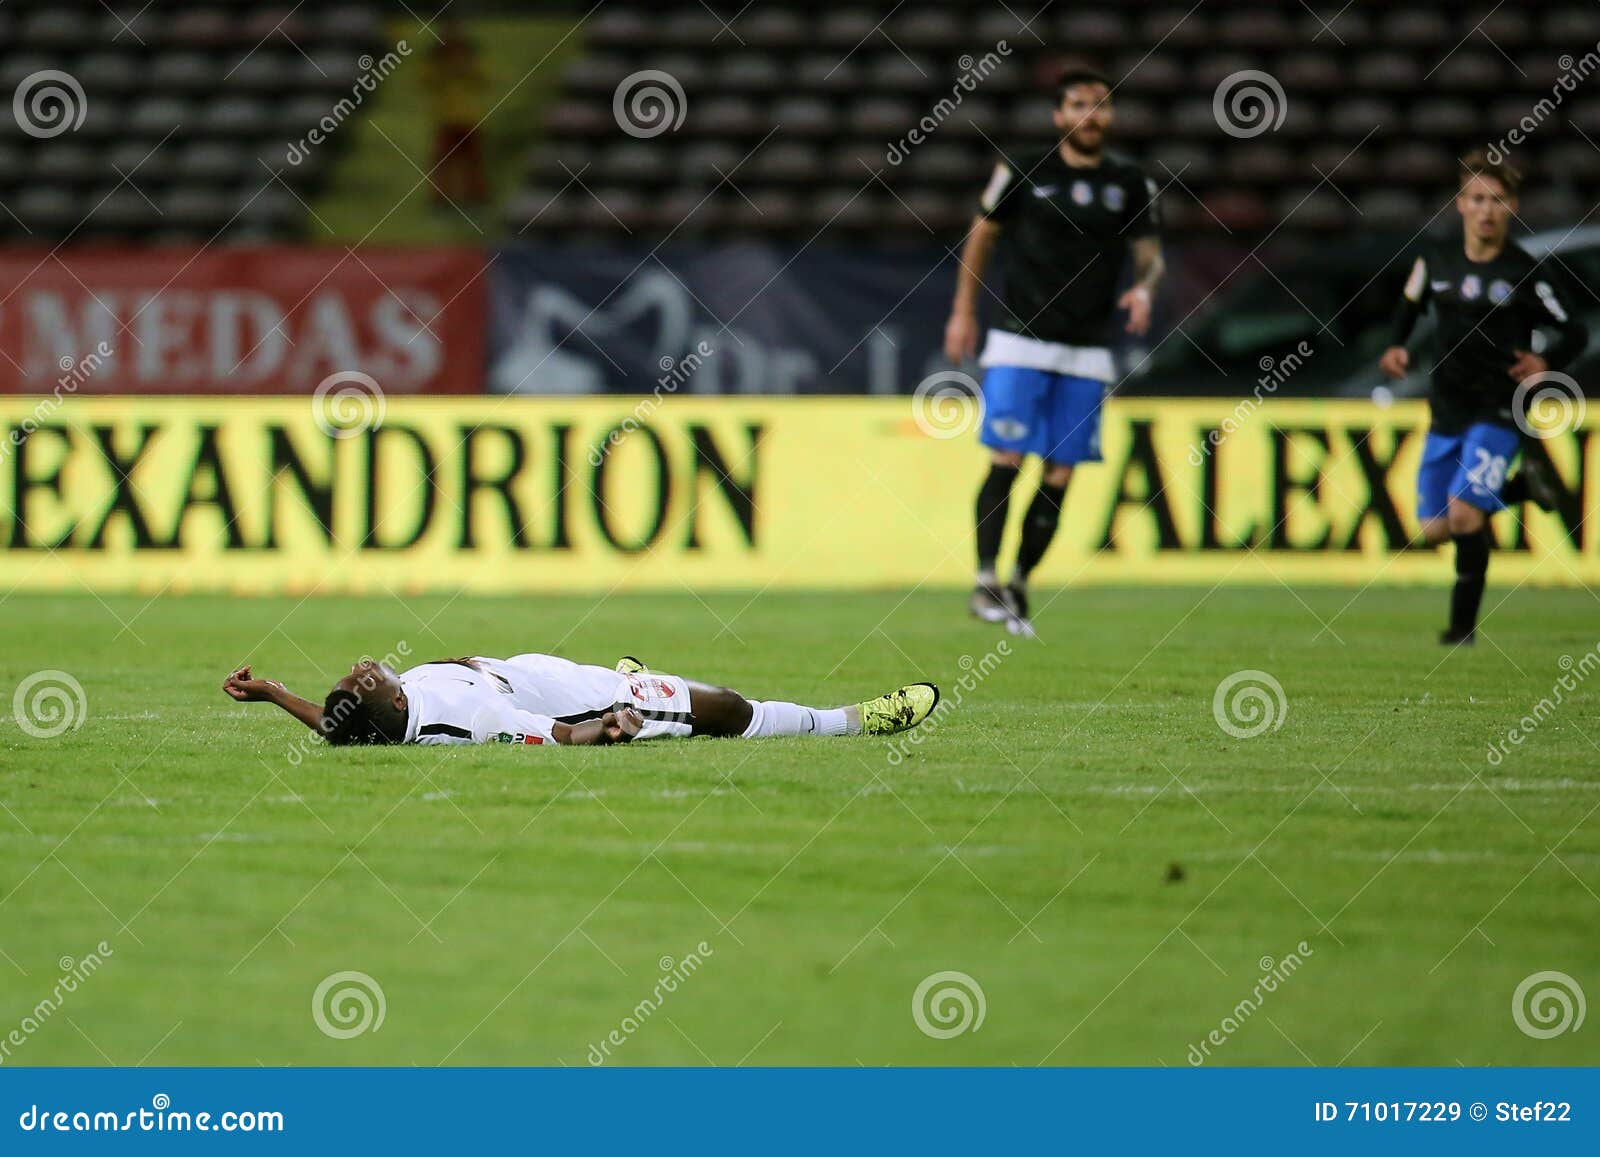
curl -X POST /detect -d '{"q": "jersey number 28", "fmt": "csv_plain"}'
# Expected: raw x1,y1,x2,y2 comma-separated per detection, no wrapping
1466,448,1507,493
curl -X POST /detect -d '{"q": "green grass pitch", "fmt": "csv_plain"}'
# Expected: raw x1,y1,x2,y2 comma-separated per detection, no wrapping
0,586,1595,1066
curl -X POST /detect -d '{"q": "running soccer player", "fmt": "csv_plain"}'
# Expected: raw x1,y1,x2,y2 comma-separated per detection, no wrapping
222,654,938,746
944,65,1164,636
1380,150,1587,645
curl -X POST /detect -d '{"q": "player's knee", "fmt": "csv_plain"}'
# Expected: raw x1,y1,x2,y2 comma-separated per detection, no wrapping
1420,518,1451,546
990,449,1023,468
1446,502,1485,536
1042,462,1073,488
688,684,752,738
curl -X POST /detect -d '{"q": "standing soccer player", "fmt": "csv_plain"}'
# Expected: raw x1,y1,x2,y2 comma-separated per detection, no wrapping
944,66,1164,636
1380,151,1587,645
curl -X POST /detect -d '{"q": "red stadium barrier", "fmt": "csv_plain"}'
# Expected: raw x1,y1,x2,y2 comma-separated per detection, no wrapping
0,247,485,395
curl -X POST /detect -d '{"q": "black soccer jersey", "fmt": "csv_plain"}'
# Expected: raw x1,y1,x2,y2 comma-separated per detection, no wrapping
1391,239,1588,433
979,149,1160,347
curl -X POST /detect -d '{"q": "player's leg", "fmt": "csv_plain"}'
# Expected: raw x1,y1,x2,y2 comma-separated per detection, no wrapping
1415,431,1459,548
972,367,1049,622
1003,373,1106,635
973,449,1021,622
1440,423,1519,645
1501,434,1562,513
1442,498,1489,645
616,669,853,738
1003,459,1071,635
683,681,939,739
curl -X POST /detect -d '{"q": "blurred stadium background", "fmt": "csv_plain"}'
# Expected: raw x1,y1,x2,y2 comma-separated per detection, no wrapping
0,0,1594,594
1,0,1598,1072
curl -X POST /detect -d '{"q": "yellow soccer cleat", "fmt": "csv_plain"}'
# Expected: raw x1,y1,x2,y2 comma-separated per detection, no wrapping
615,655,649,675
858,682,940,736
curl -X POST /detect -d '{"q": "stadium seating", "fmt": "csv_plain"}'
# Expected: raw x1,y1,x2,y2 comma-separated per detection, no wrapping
1,2,1592,244
511,0,1600,241
0,0,383,240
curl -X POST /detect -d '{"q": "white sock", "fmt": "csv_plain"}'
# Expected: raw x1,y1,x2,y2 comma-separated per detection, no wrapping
741,700,857,738
976,566,998,587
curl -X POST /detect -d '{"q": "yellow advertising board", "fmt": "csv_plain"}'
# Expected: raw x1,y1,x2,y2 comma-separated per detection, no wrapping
0,396,1593,593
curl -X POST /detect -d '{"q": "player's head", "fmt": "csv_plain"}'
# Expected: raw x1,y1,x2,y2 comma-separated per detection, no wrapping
1052,66,1113,156
320,658,408,746
1456,149,1520,247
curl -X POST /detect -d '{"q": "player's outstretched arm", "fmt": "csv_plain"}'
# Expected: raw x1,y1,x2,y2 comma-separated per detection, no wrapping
222,666,326,734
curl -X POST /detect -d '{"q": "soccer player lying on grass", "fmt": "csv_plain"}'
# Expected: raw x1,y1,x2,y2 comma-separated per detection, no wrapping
222,653,939,747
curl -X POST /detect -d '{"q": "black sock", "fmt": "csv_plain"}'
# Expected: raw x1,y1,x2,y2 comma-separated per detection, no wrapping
975,464,1019,574
1449,530,1490,635
1013,481,1068,581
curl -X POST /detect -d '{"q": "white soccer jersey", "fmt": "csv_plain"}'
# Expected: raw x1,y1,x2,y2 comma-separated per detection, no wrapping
398,653,692,746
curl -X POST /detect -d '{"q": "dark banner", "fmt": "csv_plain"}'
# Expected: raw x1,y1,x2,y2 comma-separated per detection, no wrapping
488,245,958,396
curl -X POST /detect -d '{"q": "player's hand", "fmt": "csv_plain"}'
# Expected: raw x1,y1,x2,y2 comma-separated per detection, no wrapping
598,708,644,744
223,665,284,703
1119,286,1152,336
1508,350,1548,381
943,310,979,362
1379,346,1411,379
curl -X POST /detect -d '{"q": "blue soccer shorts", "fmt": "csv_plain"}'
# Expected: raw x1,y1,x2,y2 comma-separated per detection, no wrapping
977,366,1106,464
1416,422,1522,521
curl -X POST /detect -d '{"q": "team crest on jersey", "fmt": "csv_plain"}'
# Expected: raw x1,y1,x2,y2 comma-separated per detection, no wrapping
1460,274,1482,300
1070,180,1093,206
1488,278,1512,304
1101,183,1125,212
626,676,677,701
